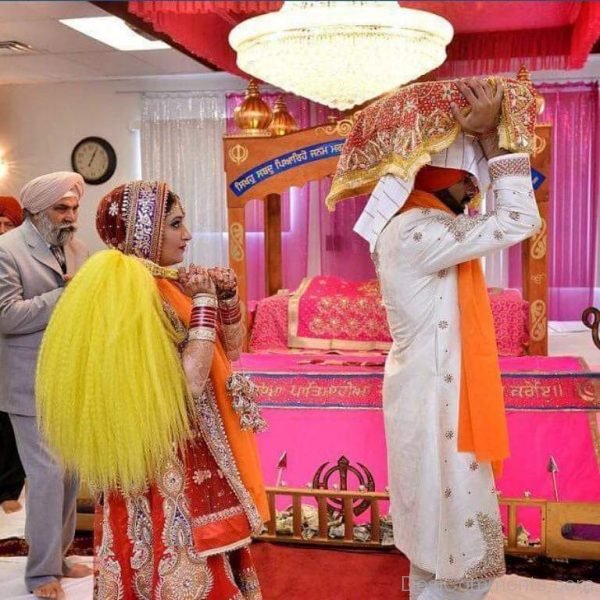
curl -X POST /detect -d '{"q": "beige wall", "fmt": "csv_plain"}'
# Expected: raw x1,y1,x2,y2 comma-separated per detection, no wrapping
0,80,141,252
0,73,246,252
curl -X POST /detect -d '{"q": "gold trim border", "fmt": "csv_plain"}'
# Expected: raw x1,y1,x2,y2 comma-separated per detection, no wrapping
326,78,537,210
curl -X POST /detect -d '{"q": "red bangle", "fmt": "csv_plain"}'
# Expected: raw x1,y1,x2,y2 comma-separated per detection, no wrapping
190,316,217,325
191,306,217,319
221,314,241,325
219,301,241,325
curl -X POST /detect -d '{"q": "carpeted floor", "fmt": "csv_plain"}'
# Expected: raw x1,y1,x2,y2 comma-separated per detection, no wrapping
1,534,599,599
252,543,410,599
0,533,94,558
1,537,599,600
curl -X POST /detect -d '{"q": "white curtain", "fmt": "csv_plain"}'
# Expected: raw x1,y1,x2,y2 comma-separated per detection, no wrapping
141,92,228,266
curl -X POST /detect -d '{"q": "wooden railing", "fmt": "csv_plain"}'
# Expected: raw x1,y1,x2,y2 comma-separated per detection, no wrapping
257,486,391,549
256,487,600,560
500,497,547,556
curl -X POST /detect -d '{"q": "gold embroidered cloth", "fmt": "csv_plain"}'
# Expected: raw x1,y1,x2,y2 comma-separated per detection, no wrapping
326,77,538,209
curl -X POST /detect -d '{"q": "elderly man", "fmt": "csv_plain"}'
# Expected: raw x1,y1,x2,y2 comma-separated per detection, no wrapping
0,173,90,599
351,79,542,599
0,196,26,515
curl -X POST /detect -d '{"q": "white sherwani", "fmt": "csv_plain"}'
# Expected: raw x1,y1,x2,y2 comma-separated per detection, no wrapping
373,153,541,583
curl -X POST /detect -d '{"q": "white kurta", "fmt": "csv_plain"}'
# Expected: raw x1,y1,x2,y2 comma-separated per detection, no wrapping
373,153,542,583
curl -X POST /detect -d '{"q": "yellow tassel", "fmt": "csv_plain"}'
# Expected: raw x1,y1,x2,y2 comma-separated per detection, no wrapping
36,249,191,494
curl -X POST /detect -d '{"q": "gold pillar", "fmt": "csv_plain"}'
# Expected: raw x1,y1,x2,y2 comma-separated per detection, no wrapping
523,125,551,355
263,193,283,297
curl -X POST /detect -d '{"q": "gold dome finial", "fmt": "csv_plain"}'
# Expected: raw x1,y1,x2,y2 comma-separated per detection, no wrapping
233,79,273,136
269,96,298,136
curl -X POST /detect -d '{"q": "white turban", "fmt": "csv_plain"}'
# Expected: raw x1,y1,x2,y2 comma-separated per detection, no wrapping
20,171,84,214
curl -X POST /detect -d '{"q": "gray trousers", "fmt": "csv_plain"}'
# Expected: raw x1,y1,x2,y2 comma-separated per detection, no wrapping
8,414,79,591
410,564,493,600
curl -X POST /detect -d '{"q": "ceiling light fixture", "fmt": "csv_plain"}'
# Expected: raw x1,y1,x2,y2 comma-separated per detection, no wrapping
229,1,453,110
60,16,169,52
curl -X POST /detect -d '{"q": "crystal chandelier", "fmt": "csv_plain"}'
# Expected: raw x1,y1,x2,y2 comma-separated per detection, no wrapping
229,1,453,110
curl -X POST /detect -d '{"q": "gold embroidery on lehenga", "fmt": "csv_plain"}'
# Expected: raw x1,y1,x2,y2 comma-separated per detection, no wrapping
193,383,263,534
156,547,213,600
155,456,214,599
128,496,153,600
95,502,124,600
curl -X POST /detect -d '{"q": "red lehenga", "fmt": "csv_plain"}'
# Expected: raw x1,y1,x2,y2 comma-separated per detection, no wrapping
93,280,267,600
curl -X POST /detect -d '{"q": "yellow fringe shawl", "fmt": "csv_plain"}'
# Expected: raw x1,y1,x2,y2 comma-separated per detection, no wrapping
36,249,191,494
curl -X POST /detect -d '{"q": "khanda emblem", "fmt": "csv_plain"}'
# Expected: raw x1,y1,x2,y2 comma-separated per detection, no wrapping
229,144,249,165
312,455,376,516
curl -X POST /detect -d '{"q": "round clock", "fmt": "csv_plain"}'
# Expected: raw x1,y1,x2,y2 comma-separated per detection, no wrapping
71,137,117,185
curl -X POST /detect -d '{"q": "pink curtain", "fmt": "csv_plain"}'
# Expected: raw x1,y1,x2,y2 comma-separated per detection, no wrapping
226,93,375,302
509,82,600,321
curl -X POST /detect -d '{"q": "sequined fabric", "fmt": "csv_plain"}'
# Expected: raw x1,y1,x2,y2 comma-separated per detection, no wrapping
488,155,531,180
95,413,263,599
326,77,538,208
96,181,169,262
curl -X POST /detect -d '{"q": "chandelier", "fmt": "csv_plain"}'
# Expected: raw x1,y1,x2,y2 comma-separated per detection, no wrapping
229,1,453,110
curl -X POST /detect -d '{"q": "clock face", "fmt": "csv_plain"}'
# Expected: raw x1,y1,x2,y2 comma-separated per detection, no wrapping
71,137,117,185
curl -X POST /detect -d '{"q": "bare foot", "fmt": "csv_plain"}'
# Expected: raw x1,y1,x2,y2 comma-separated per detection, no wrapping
63,562,93,578
33,581,65,599
1,499,22,513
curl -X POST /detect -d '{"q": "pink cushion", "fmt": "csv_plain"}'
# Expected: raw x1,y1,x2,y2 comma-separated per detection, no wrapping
250,279,529,356
487,288,529,356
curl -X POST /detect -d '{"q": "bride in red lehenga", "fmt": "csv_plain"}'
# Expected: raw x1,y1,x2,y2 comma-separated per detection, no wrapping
37,181,269,600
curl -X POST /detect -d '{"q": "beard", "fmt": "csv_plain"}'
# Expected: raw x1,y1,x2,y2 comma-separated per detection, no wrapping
33,210,76,246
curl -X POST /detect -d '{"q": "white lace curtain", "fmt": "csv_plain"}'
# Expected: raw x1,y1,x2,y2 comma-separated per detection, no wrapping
141,92,228,266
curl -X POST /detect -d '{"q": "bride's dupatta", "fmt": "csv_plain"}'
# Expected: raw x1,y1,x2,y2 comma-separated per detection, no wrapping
156,277,270,526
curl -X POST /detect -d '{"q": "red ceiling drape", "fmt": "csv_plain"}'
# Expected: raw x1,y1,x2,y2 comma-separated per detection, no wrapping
129,1,600,77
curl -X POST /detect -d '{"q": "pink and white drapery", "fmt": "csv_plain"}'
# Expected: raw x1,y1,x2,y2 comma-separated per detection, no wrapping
226,94,375,302
509,82,600,321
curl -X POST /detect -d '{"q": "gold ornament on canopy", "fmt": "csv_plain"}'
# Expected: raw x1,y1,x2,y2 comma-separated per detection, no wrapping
269,96,298,136
233,79,273,137
229,1,454,110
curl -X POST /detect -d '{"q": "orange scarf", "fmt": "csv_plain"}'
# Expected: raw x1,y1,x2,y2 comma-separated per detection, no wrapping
156,278,270,522
401,191,509,476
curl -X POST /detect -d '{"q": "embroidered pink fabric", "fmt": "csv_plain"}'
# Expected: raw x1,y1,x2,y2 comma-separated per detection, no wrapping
488,288,529,356
290,276,391,348
249,294,290,351
249,277,528,356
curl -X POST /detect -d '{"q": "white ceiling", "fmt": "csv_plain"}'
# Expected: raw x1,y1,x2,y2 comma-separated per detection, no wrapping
0,1,213,84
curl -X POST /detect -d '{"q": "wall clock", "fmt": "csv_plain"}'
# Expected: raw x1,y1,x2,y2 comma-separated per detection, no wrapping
71,136,117,185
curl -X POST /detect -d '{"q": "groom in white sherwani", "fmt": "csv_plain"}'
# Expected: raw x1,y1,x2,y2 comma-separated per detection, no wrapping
358,79,541,599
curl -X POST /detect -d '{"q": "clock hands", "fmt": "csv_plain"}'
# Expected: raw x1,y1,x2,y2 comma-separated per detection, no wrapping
88,147,98,168
72,138,116,184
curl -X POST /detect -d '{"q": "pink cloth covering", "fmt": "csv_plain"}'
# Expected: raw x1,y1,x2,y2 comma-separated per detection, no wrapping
248,293,289,351
240,353,597,410
249,278,529,356
488,288,529,356
238,353,600,538
289,277,391,349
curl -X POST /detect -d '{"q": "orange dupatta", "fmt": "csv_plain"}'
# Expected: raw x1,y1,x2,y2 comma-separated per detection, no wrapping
401,191,510,476
156,278,270,522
